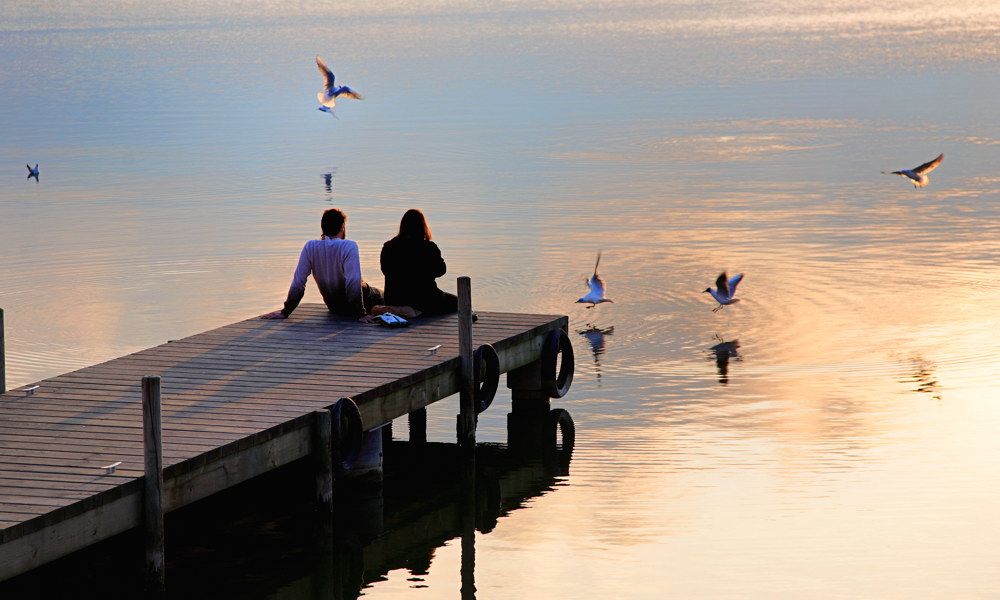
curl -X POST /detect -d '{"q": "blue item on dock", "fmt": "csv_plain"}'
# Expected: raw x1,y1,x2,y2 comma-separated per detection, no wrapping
376,313,409,328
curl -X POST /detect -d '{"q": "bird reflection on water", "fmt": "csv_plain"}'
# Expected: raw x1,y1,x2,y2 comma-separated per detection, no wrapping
322,168,337,199
577,324,614,383
710,336,741,385
902,354,942,401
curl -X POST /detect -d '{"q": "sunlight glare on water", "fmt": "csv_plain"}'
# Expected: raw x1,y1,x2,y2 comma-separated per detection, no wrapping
2,0,1000,597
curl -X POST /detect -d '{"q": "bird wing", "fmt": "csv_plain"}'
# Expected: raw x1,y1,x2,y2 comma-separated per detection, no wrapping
727,273,743,296
913,153,943,175
715,272,729,298
593,251,602,278
588,273,606,298
315,56,336,91
335,86,363,100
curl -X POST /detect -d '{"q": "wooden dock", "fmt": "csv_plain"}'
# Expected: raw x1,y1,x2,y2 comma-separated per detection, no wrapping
0,304,570,583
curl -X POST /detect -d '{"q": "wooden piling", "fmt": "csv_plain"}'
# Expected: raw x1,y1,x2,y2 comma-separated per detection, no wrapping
0,308,7,394
0,308,6,395
142,375,165,592
313,409,334,512
456,277,476,448
409,407,427,445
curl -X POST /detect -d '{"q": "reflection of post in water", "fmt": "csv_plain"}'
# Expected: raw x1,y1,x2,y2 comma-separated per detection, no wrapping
577,324,614,383
461,455,477,600
710,337,740,385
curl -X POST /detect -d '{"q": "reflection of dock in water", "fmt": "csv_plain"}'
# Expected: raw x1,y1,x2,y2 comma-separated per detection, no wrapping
0,437,574,599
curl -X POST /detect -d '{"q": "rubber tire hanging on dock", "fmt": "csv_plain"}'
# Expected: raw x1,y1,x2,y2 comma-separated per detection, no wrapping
330,397,363,473
473,343,500,413
540,328,574,398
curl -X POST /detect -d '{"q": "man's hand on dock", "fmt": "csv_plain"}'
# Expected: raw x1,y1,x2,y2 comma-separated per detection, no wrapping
261,310,376,324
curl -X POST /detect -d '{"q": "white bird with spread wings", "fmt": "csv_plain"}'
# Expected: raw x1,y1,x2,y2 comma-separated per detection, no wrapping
882,153,943,188
704,272,744,312
577,252,614,308
315,55,363,116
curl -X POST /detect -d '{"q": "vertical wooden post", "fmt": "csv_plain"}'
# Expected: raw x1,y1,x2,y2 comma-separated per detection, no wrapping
456,276,476,448
0,308,6,395
142,375,165,593
409,407,427,445
458,277,478,594
313,409,334,512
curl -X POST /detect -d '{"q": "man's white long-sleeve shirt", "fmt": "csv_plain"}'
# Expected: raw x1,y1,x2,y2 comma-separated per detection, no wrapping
281,237,364,318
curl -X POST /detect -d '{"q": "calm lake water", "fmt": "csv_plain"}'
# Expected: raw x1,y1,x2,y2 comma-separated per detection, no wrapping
3,0,1000,597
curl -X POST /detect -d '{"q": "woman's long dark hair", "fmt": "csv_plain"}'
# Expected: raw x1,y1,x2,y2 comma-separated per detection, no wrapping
397,208,432,241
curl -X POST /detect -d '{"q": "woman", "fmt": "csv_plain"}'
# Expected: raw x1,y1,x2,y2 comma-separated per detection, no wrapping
379,209,457,317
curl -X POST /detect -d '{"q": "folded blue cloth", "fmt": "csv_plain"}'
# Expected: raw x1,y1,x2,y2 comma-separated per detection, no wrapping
375,313,409,328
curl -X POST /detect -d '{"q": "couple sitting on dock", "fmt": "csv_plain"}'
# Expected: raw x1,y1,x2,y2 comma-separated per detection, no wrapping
261,208,458,323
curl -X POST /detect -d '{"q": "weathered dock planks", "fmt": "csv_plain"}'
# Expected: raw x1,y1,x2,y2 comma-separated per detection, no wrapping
0,304,568,582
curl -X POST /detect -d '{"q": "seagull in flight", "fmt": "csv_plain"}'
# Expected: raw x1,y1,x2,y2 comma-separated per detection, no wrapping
704,272,743,312
26,163,39,181
882,153,943,188
576,251,613,308
315,56,363,116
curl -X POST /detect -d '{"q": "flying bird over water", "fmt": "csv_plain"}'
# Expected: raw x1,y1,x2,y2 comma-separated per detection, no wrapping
26,163,38,181
704,272,743,312
882,153,943,188
315,55,363,116
576,251,613,308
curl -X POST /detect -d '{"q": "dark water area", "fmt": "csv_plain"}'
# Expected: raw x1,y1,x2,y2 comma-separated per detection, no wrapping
0,439,572,599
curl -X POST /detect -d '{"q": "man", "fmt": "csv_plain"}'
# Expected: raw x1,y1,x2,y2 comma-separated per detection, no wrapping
262,208,383,322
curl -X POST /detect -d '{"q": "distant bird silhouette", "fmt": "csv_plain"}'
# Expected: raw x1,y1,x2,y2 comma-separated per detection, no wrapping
704,272,743,312
315,56,363,116
26,163,39,181
576,251,613,308
882,153,943,188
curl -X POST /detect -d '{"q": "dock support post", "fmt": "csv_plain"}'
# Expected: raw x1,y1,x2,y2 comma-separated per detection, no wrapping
0,308,6,395
409,408,427,445
507,327,574,452
142,375,165,593
506,361,551,452
339,427,385,492
313,409,334,512
456,276,476,449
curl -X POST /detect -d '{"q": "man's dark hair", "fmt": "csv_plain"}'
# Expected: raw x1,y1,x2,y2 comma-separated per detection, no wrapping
321,208,346,239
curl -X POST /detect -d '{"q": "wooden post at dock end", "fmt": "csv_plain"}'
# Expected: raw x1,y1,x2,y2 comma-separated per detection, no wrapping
1,308,6,395
313,409,334,512
456,276,476,449
142,375,165,593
